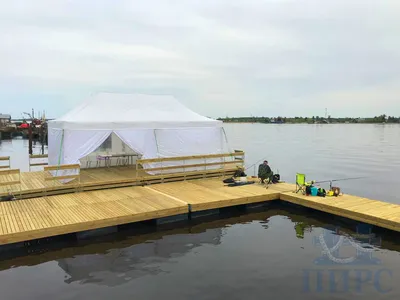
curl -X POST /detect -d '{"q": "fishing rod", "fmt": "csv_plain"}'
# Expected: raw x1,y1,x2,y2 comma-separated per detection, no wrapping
245,156,269,171
313,176,368,190
314,176,368,184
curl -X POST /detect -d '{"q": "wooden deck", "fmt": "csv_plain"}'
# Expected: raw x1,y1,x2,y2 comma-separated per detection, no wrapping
0,165,237,199
0,185,188,245
148,180,284,212
280,191,400,232
0,176,399,247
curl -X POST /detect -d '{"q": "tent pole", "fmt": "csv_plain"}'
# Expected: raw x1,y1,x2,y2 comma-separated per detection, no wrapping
221,127,228,178
221,127,231,152
136,159,138,183
56,129,65,178
153,129,163,183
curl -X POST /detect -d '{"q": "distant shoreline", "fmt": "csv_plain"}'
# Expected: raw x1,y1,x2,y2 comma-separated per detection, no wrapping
220,121,398,124
217,115,399,124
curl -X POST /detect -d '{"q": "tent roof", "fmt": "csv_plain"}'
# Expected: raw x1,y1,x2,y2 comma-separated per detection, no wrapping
49,93,222,130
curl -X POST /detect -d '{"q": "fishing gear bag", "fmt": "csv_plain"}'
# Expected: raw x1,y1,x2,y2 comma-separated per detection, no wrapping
317,188,326,197
305,185,312,195
272,174,280,183
223,178,235,184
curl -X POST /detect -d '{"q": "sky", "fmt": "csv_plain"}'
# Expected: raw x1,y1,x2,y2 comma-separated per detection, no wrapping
0,0,399,119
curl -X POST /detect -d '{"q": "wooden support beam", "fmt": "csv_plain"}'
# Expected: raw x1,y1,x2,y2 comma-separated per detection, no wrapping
0,169,20,175
138,152,244,164
30,163,48,167
44,175,79,181
0,180,21,187
145,160,243,172
44,164,80,171
29,154,48,159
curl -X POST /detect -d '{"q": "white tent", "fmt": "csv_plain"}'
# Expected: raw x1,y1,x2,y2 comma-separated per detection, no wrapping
48,93,230,174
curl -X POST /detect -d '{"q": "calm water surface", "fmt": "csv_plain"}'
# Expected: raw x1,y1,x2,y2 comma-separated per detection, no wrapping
0,124,399,300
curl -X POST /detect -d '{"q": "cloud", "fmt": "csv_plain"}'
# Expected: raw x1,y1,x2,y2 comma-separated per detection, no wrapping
0,0,399,118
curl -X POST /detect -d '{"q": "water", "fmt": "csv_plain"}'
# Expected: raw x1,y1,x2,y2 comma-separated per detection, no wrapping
0,124,399,299
0,137,47,171
225,123,400,203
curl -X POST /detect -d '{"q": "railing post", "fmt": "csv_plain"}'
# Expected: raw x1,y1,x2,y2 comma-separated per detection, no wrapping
18,170,22,199
77,166,81,193
183,159,186,181
203,157,207,178
161,158,164,184
222,154,225,178
136,160,138,183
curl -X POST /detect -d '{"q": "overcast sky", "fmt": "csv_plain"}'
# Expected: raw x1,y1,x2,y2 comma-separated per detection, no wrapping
1,0,399,119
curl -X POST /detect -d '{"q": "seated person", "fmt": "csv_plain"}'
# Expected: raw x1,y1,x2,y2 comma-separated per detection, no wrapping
233,166,246,178
258,160,273,184
223,166,246,184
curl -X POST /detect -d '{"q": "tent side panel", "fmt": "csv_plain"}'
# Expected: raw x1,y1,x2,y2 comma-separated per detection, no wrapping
63,130,113,166
145,127,230,174
48,129,112,179
48,128,65,166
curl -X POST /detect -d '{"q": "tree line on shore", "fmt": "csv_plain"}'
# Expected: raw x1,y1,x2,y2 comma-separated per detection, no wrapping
217,114,400,124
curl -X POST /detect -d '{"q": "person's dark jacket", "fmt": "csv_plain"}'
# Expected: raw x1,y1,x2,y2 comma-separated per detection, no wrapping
258,164,272,178
234,169,246,177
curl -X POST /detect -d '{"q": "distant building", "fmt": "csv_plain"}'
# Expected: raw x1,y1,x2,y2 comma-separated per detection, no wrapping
0,114,11,126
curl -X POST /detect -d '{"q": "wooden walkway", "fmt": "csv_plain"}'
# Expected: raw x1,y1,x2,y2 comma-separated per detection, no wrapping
0,185,188,245
0,166,237,199
149,180,285,212
0,177,399,246
280,191,400,232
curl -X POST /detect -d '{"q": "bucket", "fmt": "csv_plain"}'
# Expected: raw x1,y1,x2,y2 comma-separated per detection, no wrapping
310,186,318,196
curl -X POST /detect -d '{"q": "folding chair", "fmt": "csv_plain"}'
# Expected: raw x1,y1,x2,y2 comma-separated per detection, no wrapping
295,173,307,193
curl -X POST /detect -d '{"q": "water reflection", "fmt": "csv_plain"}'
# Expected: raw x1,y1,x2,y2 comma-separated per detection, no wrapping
294,222,312,239
58,228,224,286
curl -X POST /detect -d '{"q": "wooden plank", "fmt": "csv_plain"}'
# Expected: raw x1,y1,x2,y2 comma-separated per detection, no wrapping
29,154,48,158
0,169,19,175
44,175,79,181
138,152,244,164
4,211,16,234
12,208,25,232
0,156,10,161
0,166,9,169
13,202,33,231
29,163,48,166
143,160,243,172
23,208,40,230
0,215,8,234
0,181,20,187
45,164,80,171
0,216,4,234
